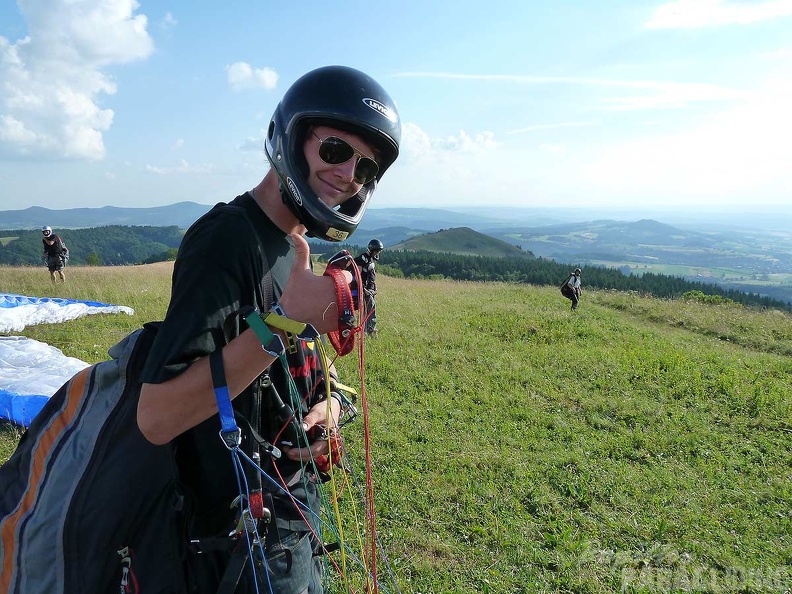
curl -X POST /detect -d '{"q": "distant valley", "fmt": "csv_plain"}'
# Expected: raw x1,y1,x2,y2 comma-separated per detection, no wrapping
2,201,791,303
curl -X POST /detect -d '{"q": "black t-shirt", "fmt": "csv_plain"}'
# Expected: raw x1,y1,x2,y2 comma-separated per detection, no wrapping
141,192,324,536
42,235,64,257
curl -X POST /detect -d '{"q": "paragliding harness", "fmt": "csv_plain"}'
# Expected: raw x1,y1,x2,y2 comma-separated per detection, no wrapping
0,322,190,594
560,273,577,299
42,234,69,269
0,318,328,594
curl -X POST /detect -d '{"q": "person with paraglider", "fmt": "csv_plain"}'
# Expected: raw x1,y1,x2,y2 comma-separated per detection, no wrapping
354,238,383,337
136,66,401,593
41,225,68,283
560,267,583,310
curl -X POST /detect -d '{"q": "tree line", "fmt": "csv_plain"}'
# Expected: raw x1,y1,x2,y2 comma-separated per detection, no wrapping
2,228,787,310
0,226,183,266
370,249,791,311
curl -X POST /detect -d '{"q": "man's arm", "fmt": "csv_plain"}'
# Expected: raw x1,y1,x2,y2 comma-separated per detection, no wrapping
137,329,277,445
137,233,351,445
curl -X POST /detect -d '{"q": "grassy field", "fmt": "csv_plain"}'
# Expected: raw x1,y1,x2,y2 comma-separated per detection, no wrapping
2,264,791,593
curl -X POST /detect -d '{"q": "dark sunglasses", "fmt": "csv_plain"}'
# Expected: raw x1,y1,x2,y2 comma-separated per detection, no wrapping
312,132,379,185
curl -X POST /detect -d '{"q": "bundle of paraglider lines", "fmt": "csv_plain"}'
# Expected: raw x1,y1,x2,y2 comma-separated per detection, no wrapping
214,252,402,594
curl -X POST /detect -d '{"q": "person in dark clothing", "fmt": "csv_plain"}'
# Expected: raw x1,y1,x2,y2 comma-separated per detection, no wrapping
354,239,383,336
137,66,401,594
561,268,582,310
41,225,67,283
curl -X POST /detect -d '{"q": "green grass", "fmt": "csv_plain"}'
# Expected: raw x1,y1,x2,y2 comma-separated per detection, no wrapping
2,265,792,593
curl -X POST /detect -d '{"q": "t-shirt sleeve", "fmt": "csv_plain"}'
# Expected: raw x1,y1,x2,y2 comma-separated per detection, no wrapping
141,208,263,385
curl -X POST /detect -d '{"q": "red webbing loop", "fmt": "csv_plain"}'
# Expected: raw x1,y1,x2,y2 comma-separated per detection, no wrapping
323,252,359,356
313,431,344,474
248,491,266,519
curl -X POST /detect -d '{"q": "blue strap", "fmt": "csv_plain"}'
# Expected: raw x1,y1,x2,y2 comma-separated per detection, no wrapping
209,349,241,448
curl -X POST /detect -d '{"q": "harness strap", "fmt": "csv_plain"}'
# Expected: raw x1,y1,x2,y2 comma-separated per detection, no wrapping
215,537,252,594
261,373,301,447
323,250,359,356
209,349,241,449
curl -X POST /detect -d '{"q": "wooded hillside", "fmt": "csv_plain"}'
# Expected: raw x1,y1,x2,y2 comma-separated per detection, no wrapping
0,226,183,266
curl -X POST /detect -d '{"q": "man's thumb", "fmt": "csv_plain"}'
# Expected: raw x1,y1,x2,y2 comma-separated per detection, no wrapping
290,233,311,271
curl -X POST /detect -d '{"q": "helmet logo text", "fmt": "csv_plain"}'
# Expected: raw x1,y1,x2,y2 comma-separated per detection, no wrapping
363,98,397,123
286,177,302,206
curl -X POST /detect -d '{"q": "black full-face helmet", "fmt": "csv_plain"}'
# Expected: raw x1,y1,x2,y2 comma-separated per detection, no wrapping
265,65,401,242
368,238,384,260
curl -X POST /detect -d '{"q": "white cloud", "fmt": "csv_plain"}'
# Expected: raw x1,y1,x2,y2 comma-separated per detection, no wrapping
145,160,214,175
601,81,746,110
171,139,184,151
539,144,566,154
400,123,499,161
382,123,530,208
582,79,792,204
161,12,177,29
645,0,792,29
509,121,600,135
436,130,499,152
0,0,153,160
238,133,266,152
226,62,278,91
400,122,433,159
762,48,792,60
395,72,744,111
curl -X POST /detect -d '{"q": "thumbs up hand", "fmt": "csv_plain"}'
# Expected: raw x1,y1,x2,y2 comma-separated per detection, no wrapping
278,233,353,335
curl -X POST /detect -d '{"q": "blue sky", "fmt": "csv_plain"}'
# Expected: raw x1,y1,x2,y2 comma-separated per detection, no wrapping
1,0,791,215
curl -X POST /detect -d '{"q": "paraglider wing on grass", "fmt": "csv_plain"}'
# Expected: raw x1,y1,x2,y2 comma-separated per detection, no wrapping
0,293,134,426
0,293,133,333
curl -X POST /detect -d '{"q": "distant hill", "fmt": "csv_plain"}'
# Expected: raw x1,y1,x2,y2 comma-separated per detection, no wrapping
0,202,213,230
0,226,183,266
390,227,535,258
491,218,792,271
1,201,789,302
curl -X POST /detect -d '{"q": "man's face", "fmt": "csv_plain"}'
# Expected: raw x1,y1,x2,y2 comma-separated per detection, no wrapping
303,125,379,209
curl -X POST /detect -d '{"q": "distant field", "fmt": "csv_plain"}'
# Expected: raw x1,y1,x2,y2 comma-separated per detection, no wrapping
2,265,791,593
588,260,792,303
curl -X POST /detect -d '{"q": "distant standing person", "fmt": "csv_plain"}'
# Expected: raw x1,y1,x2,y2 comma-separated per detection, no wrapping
41,225,68,283
355,238,383,336
560,268,582,310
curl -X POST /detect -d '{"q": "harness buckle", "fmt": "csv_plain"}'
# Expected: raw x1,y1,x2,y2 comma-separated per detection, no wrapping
219,428,242,450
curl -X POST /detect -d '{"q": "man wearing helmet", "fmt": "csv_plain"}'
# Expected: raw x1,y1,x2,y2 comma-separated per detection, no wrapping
354,239,384,336
41,225,67,283
560,268,583,310
137,66,400,593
